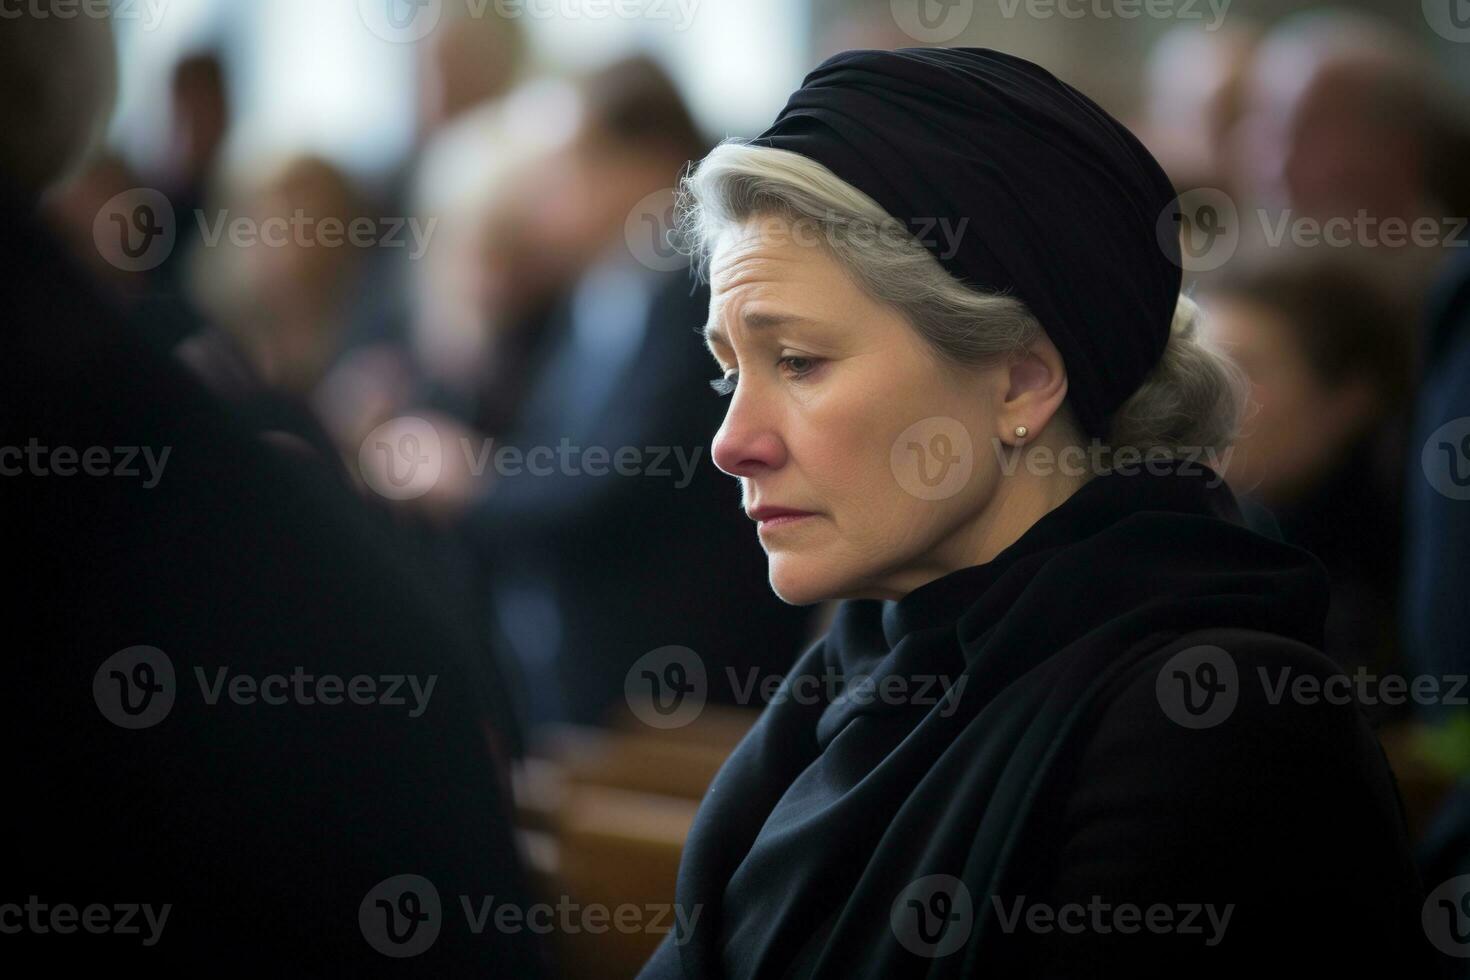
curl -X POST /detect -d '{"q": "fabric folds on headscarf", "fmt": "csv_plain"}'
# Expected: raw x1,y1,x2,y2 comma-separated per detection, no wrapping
749,47,1183,439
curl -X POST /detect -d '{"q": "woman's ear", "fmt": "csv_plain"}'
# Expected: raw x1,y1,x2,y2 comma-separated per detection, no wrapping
999,332,1069,443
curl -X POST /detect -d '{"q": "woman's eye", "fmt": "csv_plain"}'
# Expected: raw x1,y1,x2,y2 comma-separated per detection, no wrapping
779,355,820,379
709,357,820,397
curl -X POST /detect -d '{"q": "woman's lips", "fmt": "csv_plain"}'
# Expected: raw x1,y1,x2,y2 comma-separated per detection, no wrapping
757,513,814,531
747,507,819,533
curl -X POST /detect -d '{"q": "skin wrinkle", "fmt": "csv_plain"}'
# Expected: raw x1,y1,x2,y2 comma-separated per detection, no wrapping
704,215,1087,605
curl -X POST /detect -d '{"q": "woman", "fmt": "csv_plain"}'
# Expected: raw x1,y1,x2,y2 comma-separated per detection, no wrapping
638,48,1431,977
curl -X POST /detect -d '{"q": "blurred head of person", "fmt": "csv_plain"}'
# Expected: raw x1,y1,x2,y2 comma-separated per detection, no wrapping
516,54,709,281
406,79,583,393
1203,255,1411,507
1141,22,1261,193
676,143,1245,606
190,155,367,397
0,12,115,204
417,8,528,139
43,152,144,296
1233,10,1467,223
166,50,231,196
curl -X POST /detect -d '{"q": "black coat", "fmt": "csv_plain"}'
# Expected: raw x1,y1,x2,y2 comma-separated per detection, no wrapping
641,462,1434,977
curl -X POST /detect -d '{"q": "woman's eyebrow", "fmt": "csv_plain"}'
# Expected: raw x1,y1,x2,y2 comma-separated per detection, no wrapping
702,311,819,350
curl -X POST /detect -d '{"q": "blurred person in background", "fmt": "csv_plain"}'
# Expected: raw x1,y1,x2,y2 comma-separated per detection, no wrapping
196,156,371,398
44,153,212,357
346,5,532,356
157,49,232,288
326,78,588,520
417,2,530,140
183,154,378,466
1,10,543,973
1140,22,1261,197
807,0,919,60
1201,256,1413,710
461,54,817,727
39,50,232,359
1228,9,1470,327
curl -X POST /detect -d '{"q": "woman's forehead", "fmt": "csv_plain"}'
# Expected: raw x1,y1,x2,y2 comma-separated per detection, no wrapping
710,234,851,311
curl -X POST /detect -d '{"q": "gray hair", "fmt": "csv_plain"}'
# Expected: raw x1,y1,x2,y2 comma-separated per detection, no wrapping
673,140,1246,455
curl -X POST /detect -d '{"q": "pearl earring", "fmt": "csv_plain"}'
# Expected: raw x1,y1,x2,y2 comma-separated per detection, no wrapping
1014,425,1028,439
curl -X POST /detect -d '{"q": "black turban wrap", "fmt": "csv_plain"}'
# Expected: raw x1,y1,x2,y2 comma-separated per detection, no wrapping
749,47,1182,439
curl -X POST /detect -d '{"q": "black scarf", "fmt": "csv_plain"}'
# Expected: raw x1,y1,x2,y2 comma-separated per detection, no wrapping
642,461,1329,978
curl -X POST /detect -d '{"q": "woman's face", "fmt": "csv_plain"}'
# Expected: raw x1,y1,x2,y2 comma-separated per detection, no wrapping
705,216,1026,605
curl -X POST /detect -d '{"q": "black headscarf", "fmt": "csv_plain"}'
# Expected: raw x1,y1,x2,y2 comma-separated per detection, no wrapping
639,462,1335,977
749,47,1182,439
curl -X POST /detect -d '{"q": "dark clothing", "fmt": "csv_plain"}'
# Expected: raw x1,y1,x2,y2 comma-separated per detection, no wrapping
1403,248,1470,717
1407,252,1470,979
465,254,814,727
1,199,544,975
641,462,1430,978
1270,428,1407,715
416,293,566,441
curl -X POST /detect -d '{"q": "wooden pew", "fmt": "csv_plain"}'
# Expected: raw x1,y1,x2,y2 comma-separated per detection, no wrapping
511,708,759,978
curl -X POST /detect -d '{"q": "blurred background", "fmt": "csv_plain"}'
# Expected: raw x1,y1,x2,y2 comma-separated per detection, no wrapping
12,0,1470,974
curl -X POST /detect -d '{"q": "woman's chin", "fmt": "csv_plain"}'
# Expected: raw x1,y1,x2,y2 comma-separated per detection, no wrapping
767,558,841,607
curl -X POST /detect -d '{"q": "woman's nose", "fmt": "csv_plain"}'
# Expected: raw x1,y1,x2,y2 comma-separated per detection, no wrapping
712,390,787,478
